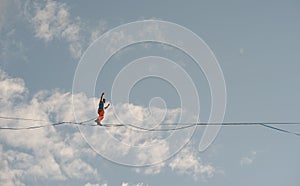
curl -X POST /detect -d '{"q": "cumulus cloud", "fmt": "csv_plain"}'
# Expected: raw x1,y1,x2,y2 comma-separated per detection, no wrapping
2,1,167,61
30,0,82,59
0,146,27,186
169,146,215,180
28,0,109,59
0,69,99,185
0,69,216,184
31,0,80,42
78,101,199,171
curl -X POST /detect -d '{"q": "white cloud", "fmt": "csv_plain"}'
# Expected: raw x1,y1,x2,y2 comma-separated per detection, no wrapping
122,183,147,186
0,146,26,186
79,102,194,170
134,139,168,175
84,183,99,186
32,0,74,41
169,146,215,180
0,68,216,184
0,69,99,185
84,183,109,186
68,41,82,59
89,20,107,43
26,0,109,59
62,159,98,179
240,150,257,166
30,0,83,59
0,70,27,103
101,20,168,55
7,2,167,61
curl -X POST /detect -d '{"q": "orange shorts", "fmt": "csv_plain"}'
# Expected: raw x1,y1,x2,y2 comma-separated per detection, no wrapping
98,108,104,121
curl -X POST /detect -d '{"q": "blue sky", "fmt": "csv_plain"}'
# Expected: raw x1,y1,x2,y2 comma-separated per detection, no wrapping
1,0,300,186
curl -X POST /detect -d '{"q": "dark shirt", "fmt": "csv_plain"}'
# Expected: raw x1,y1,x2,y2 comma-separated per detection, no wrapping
99,102,104,109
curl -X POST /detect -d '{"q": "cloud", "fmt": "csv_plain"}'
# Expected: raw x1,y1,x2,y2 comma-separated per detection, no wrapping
84,183,110,186
32,0,78,42
2,2,167,61
240,150,257,166
100,19,169,55
0,68,216,184
0,70,27,103
79,103,184,169
122,183,147,186
30,0,82,59
0,146,26,186
89,20,108,43
169,146,215,180
28,0,108,59
84,182,146,186
84,183,100,186
0,69,99,185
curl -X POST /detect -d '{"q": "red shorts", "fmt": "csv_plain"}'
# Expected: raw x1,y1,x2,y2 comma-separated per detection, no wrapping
98,108,104,121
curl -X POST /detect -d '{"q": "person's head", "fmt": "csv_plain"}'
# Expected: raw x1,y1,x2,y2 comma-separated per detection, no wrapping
103,98,106,103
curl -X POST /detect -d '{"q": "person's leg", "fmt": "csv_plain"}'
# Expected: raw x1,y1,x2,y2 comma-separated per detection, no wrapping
95,109,104,125
95,108,102,123
99,110,104,122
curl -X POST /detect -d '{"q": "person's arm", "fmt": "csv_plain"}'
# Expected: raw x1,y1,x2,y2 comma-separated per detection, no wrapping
99,92,104,103
105,103,110,109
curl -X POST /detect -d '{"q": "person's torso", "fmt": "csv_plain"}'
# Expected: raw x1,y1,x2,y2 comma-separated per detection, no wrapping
99,102,104,109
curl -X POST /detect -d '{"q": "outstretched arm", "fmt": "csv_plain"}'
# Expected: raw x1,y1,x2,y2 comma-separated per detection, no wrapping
99,92,104,103
105,103,110,109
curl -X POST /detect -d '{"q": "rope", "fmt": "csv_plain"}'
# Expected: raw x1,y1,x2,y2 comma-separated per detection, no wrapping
0,116,300,137
0,117,96,130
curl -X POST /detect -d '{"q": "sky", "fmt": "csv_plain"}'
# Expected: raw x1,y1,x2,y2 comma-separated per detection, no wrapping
0,0,300,186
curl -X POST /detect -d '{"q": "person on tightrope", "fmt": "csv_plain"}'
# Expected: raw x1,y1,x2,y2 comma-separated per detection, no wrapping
95,92,110,125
